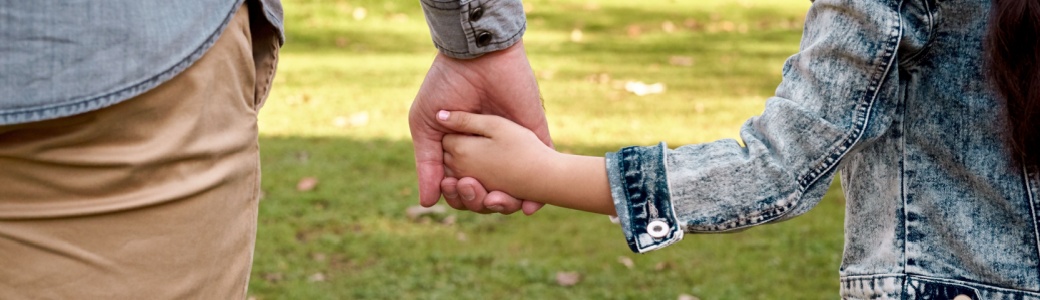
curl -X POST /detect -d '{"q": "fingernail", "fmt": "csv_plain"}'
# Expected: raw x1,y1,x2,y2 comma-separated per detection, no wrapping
488,205,504,212
461,186,475,202
437,110,450,121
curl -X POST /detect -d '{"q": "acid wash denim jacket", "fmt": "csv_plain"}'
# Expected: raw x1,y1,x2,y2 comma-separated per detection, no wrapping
424,0,1040,299
0,0,284,125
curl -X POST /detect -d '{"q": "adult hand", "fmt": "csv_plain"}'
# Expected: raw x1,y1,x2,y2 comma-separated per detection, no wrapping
409,41,552,214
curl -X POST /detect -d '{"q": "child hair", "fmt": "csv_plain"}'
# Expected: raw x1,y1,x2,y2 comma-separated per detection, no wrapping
986,0,1040,167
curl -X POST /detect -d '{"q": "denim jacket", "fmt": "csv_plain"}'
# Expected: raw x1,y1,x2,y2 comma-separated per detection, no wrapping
604,0,1040,298
0,0,284,125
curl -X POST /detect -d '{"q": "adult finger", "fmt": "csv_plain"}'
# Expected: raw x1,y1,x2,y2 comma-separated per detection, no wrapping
411,132,446,207
482,190,524,215
521,200,546,216
456,177,494,213
439,176,466,210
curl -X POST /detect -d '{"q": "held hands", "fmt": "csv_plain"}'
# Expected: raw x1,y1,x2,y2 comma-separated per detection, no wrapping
409,41,551,215
438,110,559,199
438,110,617,216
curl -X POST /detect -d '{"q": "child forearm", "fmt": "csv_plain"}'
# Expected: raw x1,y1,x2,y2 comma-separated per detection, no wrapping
520,154,616,216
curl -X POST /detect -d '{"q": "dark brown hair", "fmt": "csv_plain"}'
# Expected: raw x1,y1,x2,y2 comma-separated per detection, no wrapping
987,0,1040,168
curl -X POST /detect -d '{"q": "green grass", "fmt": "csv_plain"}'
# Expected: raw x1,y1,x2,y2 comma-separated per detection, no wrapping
251,0,844,299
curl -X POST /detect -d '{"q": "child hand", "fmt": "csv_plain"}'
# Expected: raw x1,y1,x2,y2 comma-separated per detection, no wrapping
438,110,559,199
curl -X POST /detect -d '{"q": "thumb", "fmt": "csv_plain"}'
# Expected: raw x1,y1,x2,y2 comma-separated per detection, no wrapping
436,110,505,137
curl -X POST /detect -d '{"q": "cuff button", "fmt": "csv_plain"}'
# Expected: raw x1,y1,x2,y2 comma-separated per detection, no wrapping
475,31,493,47
647,220,670,238
469,6,484,21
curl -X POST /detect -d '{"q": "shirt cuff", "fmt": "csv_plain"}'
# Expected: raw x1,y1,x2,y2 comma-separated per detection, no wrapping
606,142,685,253
419,0,526,59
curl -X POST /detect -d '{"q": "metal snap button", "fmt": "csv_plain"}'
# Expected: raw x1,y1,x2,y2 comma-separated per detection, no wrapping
475,31,493,47
469,6,484,21
647,220,669,238
953,295,971,300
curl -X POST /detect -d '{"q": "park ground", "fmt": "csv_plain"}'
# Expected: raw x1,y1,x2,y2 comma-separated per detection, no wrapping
250,0,844,298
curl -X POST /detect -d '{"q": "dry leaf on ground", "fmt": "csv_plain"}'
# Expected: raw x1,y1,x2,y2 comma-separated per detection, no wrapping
296,177,319,191
618,256,635,269
308,272,326,282
555,271,582,286
405,205,447,221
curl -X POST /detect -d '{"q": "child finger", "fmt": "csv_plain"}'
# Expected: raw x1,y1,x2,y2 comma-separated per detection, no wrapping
436,110,504,137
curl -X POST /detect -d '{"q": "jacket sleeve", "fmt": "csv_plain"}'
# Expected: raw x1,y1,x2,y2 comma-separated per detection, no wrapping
607,0,909,253
419,0,526,59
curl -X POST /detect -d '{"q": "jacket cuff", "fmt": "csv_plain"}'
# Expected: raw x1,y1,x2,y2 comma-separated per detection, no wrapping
420,0,526,59
606,142,684,253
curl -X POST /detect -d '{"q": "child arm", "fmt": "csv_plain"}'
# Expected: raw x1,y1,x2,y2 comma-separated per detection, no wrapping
438,110,616,215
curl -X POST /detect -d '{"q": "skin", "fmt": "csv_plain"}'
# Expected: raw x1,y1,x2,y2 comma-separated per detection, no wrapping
409,41,553,215
439,110,615,216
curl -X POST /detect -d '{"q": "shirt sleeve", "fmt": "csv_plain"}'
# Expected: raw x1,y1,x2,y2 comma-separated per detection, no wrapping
607,0,909,253
419,0,526,59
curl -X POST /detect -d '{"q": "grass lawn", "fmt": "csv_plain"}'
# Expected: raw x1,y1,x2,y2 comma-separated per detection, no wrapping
251,0,844,298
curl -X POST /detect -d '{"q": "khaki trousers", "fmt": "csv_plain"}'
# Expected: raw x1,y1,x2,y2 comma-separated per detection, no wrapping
0,4,278,299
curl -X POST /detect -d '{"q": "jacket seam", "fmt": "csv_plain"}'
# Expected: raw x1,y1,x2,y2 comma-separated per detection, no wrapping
796,1,903,194
1025,164,1040,285
897,0,938,66
909,274,1040,295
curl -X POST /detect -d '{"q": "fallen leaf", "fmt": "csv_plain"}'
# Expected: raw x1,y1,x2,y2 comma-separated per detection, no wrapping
296,177,319,192
626,25,642,38
669,56,694,67
311,253,327,262
262,272,284,283
405,205,447,221
334,112,370,128
555,271,582,286
308,272,326,282
655,261,672,271
618,256,635,269
678,294,700,300
661,21,676,33
684,18,702,30
441,215,457,225
624,81,667,96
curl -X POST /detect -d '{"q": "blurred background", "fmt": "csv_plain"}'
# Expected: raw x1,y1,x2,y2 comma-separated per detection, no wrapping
250,0,844,298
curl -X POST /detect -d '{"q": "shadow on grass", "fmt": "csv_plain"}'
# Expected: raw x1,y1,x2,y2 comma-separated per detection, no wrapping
251,135,844,299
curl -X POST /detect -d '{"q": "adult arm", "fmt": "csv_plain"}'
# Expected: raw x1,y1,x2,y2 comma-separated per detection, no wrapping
412,0,551,214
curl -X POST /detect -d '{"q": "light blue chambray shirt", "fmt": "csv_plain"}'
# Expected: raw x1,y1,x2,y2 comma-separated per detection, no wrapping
0,0,518,125
0,0,284,125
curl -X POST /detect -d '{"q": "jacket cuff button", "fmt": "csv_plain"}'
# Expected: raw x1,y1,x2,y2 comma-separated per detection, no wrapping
475,31,493,47
647,220,670,238
469,6,484,21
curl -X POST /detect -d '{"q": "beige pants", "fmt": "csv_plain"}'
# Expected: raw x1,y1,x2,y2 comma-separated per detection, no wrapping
0,4,278,298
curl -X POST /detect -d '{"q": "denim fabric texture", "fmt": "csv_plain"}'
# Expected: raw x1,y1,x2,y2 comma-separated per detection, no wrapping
0,0,284,125
605,0,1040,298
420,0,526,59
